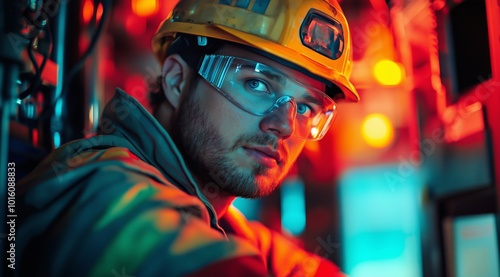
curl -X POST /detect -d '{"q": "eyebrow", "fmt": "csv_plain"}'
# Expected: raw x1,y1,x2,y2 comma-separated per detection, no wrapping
257,69,286,85
301,93,323,107
239,64,286,85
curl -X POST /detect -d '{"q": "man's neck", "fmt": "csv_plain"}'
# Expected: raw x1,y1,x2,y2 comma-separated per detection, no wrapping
202,191,236,220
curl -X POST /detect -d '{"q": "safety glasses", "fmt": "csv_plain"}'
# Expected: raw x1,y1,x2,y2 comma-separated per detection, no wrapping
198,54,337,140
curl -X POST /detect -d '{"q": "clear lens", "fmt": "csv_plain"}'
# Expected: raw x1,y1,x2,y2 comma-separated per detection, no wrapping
198,55,337,140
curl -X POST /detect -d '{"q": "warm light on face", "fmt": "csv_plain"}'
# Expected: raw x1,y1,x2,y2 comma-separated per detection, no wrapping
361,114,395,148
373,60,404,86
132,0,158,17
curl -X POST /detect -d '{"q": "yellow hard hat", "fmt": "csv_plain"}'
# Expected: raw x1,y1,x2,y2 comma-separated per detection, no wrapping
152,0,359,102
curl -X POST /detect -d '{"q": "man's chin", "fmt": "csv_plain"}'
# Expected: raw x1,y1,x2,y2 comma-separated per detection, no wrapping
250,175,281,197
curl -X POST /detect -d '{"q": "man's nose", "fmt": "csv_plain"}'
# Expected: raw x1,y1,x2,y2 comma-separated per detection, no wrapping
260,100,297,139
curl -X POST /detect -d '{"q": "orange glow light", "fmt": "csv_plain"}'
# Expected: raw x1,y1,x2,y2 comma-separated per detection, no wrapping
373,60,404,86
83,1,103,23
82,0,94,23
361,114,395,148
132,0,158,17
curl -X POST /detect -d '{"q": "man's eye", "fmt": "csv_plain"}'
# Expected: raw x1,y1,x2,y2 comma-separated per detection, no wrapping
246,79,270,94
297,103,315,117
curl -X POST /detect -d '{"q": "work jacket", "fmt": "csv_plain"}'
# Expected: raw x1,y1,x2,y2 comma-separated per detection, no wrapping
16,89,344,277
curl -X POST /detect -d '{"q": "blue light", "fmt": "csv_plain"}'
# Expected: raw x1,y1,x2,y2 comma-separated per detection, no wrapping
232,198,261,220
339,164,423,277
53,132,61,148
281,177,306,236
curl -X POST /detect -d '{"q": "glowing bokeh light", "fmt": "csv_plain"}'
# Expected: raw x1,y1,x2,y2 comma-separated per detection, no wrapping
281,178,306,236
132,0,158,17
82,0,94,23
361,113,395,148
82,1,103,23
373,60,404,86
96,3,103,21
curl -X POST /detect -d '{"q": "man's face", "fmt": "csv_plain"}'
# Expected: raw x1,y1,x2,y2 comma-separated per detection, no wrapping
174,45,326,198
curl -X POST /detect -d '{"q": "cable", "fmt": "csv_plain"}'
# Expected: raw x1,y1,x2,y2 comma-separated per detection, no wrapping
16,3,47,99
37,0,112,123
18,21,52,100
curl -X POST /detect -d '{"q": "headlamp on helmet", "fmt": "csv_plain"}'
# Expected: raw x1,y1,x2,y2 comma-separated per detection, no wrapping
301,10,344,60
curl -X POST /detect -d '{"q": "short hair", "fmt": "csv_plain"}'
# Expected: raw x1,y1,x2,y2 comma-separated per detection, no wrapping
148,34,225,115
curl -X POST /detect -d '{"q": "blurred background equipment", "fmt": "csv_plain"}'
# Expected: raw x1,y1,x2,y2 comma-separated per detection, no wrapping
1,2,110,272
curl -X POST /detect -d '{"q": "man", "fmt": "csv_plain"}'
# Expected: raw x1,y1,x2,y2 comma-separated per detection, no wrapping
16,0,359,276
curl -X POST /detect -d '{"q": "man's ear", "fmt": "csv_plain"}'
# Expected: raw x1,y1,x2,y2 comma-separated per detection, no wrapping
161,54,192,109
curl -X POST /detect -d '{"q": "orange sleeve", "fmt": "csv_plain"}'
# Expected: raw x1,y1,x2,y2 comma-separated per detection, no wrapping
222,206,347,277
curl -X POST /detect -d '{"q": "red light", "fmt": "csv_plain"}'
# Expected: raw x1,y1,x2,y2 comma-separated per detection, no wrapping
96,3,103,21
125,75,149,107
125,15,147,36
82,1,103,23
82,0,94,24
79,35,90,55
102,59,115,77
32,129,39,147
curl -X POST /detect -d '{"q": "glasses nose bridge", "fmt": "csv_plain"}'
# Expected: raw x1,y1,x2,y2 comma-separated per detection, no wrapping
270,95,296,113
260,95,296,139
268,95,297,123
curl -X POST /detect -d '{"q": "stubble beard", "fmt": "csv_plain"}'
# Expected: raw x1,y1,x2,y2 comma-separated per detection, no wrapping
174,90,289,199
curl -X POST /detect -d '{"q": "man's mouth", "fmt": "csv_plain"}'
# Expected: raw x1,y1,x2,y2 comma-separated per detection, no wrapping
242,146,281,168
